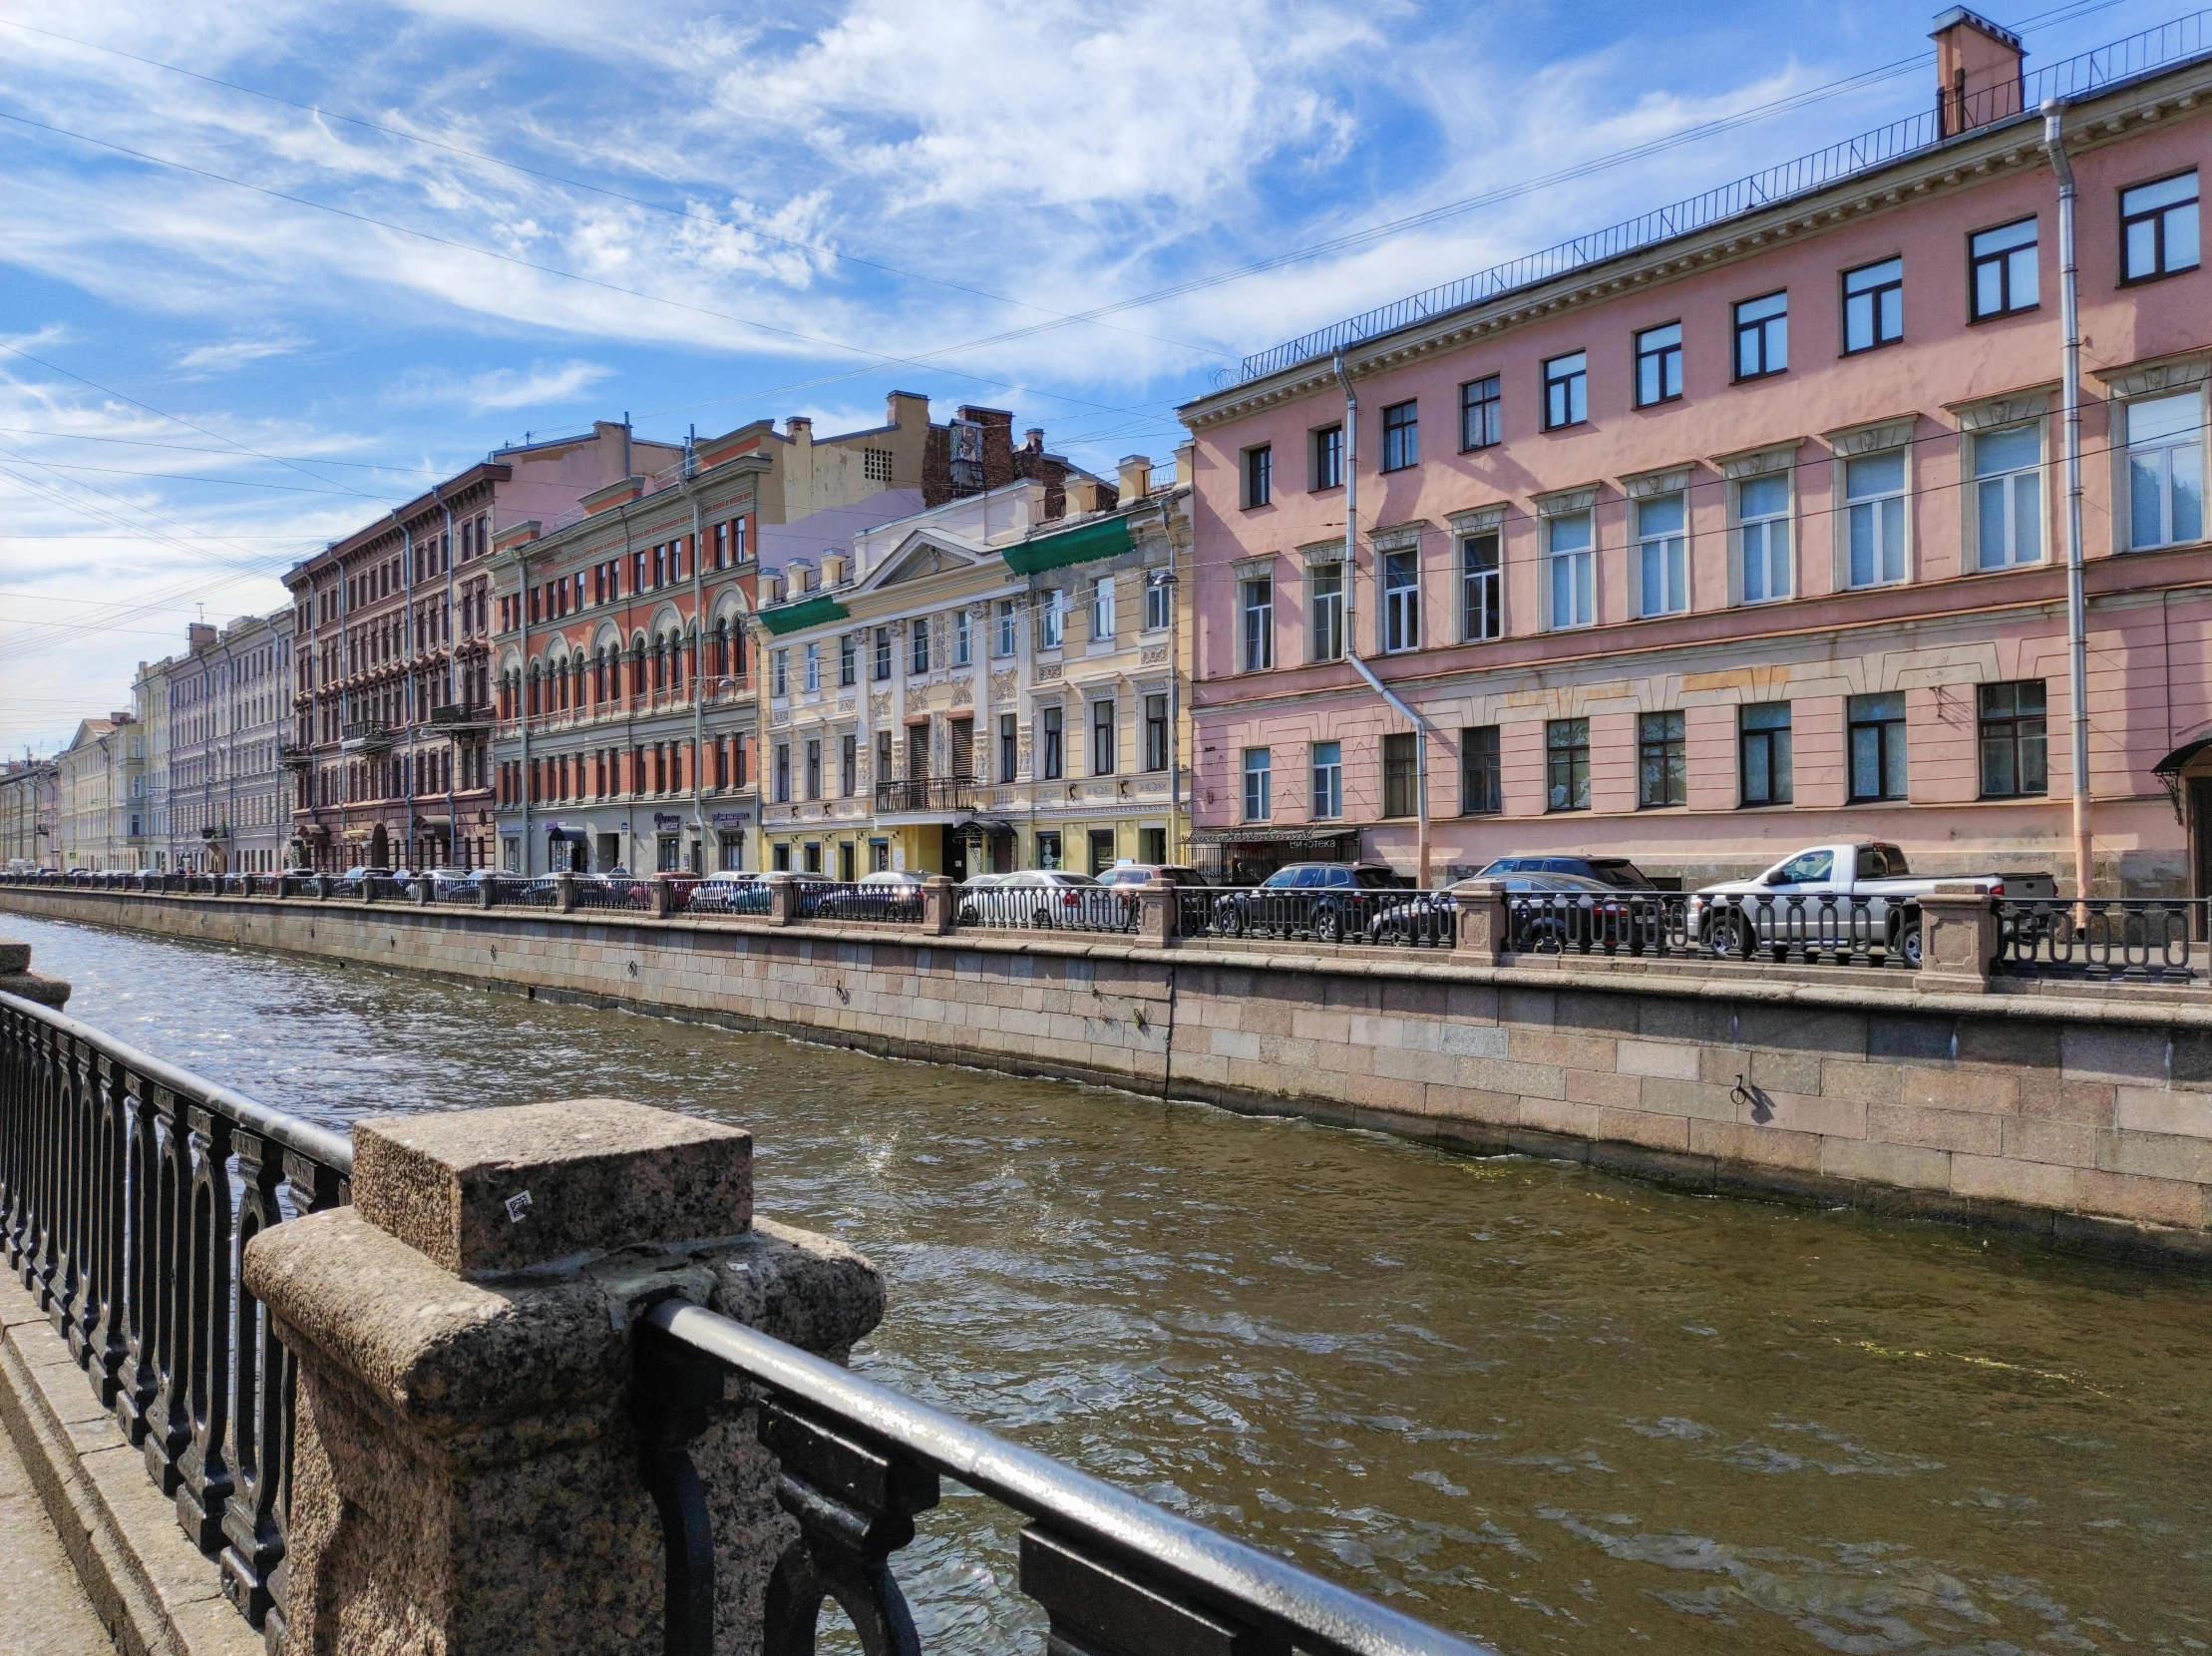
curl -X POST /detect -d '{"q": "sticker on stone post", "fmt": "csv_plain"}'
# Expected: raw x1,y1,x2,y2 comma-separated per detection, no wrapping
505,1189,534,1223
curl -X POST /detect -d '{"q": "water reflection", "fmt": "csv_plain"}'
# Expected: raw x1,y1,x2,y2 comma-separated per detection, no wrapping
12,913,2210,1655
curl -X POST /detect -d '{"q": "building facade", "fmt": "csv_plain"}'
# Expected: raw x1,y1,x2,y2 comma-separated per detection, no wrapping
1178,13,2212,894
55,715,139,871
285,422,668,873
0,759,58,870
757,446,1194,877
133,651,174,872
486,392,942,876
165,613,295,873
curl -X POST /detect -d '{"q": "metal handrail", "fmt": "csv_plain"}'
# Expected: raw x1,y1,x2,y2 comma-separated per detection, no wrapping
640,1299,1492,1656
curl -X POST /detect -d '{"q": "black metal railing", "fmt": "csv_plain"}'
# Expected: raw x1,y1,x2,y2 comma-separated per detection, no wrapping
959,884,1139,933
572,876,655,913
1172,885,1437,947
633,1298,1491,1656
339,720,393,751
873,778,975,813
1996,898,2202,983
0,988,350,1642
795,882,924,924
1501,892,1915,969
492,875,557,909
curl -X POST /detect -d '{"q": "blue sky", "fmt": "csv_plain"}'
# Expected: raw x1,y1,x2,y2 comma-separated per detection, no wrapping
0,0,2187,751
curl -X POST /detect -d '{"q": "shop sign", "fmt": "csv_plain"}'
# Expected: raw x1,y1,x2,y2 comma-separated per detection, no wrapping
709,810,752,827
652,812,683,830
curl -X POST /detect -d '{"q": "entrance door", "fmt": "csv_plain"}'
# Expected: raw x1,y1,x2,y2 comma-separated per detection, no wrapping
941,825,968,884
369,823,389,868
2191,778,2212,935
1089,829,1116,875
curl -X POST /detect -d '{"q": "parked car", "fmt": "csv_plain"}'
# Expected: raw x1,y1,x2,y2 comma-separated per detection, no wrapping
956,870,1103,927
812,869,927,921
1474,854,1660,891
329,865,393,893
1687,842,2057,966
684,871,761,914
1211,862,1404,944
1095,862,1206,891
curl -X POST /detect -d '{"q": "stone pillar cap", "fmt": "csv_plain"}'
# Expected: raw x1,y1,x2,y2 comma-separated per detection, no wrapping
354,1097,752,1277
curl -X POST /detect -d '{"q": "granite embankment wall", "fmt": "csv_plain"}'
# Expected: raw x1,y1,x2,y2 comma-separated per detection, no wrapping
7,883,2212,1259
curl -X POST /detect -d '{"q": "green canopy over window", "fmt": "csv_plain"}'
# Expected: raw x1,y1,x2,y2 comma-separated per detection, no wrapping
1001,516,1132,576
756,594,851,635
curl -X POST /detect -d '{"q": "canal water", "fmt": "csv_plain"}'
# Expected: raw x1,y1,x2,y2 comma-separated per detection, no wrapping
8,913,2209,1656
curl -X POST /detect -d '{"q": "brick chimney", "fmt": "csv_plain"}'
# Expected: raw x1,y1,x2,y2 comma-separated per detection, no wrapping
187,622,217,651
1117,455,1153,500
1932,7,2024,136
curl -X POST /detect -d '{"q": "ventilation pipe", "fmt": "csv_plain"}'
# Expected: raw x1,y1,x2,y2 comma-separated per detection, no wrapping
2041,100,2092,902
1333,351,1433,888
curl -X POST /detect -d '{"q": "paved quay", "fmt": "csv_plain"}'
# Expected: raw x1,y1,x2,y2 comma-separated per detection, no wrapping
0,1407,113,1656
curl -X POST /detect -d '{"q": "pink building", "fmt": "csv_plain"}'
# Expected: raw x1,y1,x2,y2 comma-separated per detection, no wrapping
1178,11,2212,896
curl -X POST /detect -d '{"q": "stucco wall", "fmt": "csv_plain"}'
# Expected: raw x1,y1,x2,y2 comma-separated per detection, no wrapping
7,885,2210,1258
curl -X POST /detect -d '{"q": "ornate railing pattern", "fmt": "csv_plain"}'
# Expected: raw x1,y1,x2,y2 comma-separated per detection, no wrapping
958,885,1139,933
1996,898,2201,982
634,1299,1492,1656
0,988,351,1644
794,882,924,925
573,877,656,913
1173,885,1449,947
1509,891,1917,969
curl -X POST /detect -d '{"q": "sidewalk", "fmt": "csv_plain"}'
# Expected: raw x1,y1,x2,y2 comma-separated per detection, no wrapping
0,1402,114,1656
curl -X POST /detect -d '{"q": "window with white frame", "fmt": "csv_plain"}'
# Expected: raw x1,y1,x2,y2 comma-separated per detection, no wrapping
873,626,893,680
995,600,1018,656
1241,575,1274,671
1973,424,2043,569
1091,699,1117,775
954,608,972,664
2127,392,2205,549
1308,562,1344,661
1545,510,1594,628
1381,549,1420,652
1635,323,1682,406
1144,574,1170,631
1090,576,1115,641
1737,474,1791,603
1971,217,2038,318
1381,402,1418,472
772,648,789,697
839,633,857,686
1461,534,1501,640
1310,741,1341,819
910,618,930,674
1039,589,1065,649
1636,493,1686,618
1844,450,1907,588
2121,172,2199,282
1242,747,1272,821
803,641,821,692
1543,352,1587,429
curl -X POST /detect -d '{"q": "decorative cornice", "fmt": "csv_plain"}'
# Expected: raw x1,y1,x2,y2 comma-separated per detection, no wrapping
1369,520,1428,553
1945,382,2057,431
1445,503,1508,534
1618,465,1692,501
1711,439,1802,480
1823,414,1921,457
1533,484,1599,516
2091,348,2212,400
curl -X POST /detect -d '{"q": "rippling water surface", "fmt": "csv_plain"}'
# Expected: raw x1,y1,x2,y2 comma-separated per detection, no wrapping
10,913,2211,1655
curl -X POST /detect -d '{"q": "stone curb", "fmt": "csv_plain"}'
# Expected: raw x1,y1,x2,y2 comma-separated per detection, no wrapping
0,1273,259,1656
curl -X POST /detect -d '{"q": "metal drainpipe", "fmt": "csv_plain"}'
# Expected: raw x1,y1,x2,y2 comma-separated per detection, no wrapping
517,545,532,875
688,430,707,872
393,509,416,870
1332,351,1434,888
1153,499,1184,867
2041,100,2093,903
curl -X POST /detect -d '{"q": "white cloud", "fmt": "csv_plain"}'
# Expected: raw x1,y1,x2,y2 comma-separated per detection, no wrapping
389,358,614,412
172,329,308,375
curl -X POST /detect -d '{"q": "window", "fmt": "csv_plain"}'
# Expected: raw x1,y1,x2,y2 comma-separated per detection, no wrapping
911,619,929,674
1035,831,1061,870
772,648,788,697
1733,291,1787,378
2127,393,2204,550
1739,702,1793,805
1974,424,2043,569
1971,217,2038,319
1242,748,1272,821
1041,706,1063,779
1460,725,1501,815
1543,352,1587,429
1546,510,1594,629
1039,590,1065,649
1635,323,1682,406
1145,694,1169,772
873,626,893,680
1843,256,1904,352
2121,172,2199,282
1636,494,1686,618
1979,681,2047,798
1460,375,1502,450
1311,424,1344,490
1844,450,1907,588
1445,532,1499,642
1144,575,1170,631
1545,719,1590,811
1311,740,1341,818
1848,691,1907,802
955,608,972,665
1638,710,1685,807
804,641,821,693
999,713,1018,783
864,447,894,483
996,600,1018,656
1382,732,1418,819
876,730,893,789
1090,577,1115,641
1308,562,1344,660
1241,576,1274,671
1091,699,1117,775
840,633,857,686
1738,474,1791,603
1381,401,1419,472
1381,550,1420,652
805,739,822,800
773,742,791,804
1244,445,1273,507
841,734,858,796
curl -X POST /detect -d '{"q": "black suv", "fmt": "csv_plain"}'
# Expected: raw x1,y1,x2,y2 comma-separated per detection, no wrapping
1211,862,1405,944
1475,855,1658,891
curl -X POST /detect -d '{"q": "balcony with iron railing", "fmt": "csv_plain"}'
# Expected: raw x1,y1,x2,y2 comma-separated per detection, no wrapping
874,777,978,815
339,720,393,752
430,702,493,734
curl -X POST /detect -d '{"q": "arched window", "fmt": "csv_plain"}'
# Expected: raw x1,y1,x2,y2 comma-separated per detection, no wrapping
713,621,729,682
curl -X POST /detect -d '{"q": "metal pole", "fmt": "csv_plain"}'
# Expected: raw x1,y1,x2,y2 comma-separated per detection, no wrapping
2042,100,2092,903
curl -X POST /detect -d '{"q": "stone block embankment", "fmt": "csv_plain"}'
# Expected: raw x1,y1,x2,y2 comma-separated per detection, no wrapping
5,883,2209,1260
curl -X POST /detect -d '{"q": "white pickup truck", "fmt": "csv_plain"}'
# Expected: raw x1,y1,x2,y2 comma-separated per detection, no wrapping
1686,842,2057,966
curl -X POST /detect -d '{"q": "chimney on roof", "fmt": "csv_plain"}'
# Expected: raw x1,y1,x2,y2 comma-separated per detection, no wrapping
187,622,217,651
1117,455,1153,500
1023,428,1045,454
886,390,929,430
1931,7,2025,136
785,415,813,442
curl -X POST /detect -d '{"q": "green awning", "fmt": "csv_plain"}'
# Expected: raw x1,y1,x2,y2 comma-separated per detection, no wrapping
755,593,851,635
1001,515,1132,576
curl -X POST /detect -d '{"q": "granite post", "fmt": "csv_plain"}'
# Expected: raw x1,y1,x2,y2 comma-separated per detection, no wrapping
1450,878,1511,962
1916,883,1998,992
242,1097,886,1656
1137,878,1175,946
921,875,956,936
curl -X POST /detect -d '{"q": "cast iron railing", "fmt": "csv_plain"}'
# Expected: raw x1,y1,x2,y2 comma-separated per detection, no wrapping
1500,891,1917,968
874,778,976,814
1996,897,2202,982
958,884,1139,933
633,1299,1492,1656
574,876,655,912
0,988,351,1644
1173,885,1438,947
796,882,924,924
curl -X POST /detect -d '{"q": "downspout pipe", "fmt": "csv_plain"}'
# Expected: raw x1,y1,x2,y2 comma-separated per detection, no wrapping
2041,100,2093,902
1333,351,1434,888
688,428,707,872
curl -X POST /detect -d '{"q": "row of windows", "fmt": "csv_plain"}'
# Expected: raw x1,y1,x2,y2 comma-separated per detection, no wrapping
513,521,751,629
1236,681,2048,822
1239,173,2201,505
771,698,1176,801
498,738,753,806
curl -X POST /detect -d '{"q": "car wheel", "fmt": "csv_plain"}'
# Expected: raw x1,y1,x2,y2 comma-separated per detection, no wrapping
1708,911,1752,959
1031,906,1052,928
1218,908,1244,938
1898,921,1924,969
1313,905,1342,945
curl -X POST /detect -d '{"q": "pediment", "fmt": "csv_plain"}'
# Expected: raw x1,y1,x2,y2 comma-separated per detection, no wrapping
873,536,980,590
